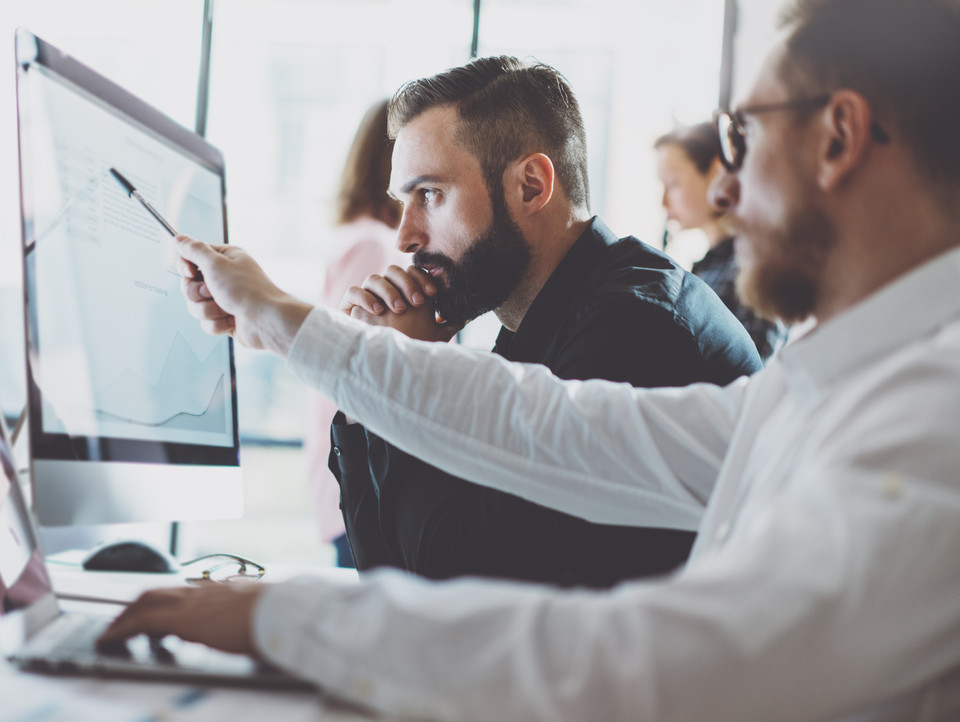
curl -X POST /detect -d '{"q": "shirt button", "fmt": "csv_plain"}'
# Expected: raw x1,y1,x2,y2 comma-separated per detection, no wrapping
332,446,341,457
715,521,731,542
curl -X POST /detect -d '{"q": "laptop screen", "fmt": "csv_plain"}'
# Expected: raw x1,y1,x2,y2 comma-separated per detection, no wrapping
0,417,52,615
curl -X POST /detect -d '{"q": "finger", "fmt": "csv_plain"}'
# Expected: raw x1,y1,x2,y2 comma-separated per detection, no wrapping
360,274,407,313
339,286,386,315
97,589,189,645
180,275,212,302
186,298,231,323
98,609,177,646
175,235,222,276
348,305,377,324
405,265,439,297
176,257,207,284
200,316,236,337
382,265,430,306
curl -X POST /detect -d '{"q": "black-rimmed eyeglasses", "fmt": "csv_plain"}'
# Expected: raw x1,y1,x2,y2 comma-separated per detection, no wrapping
714,94,890,172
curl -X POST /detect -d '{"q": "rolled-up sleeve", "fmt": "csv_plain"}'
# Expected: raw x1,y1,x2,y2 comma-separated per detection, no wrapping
254,428,960,722
286,308,744,529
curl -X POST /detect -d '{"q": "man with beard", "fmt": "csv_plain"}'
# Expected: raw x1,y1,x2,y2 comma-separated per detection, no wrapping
102,0,960,718
326,57,761,587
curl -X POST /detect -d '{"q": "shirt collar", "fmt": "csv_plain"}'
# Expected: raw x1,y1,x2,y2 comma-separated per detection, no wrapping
779,245,960,394
700,236,735,263
494,216,613,362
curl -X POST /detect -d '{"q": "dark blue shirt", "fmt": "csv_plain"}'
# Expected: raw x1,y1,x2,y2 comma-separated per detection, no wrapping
691,236,788,361
329,217,760,588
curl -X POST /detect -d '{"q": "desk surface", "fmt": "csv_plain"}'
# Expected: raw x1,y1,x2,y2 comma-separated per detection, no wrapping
4,562,384,722
2,664,364,722
46,555,359,604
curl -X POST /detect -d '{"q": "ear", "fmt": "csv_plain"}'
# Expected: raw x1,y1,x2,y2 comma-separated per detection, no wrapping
504,152,555,217
816,90,876,191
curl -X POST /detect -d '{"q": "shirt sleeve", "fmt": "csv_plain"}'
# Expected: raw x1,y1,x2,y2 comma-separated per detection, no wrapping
303,236,404,543
346,297,733,580
732,304,788,362
548,298,756,387
256,346,960,721
287,308,746,529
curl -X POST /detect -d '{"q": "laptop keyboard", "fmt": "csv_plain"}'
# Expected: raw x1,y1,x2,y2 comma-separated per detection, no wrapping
16,610,312,688
23,612,113,661
21,611,220,668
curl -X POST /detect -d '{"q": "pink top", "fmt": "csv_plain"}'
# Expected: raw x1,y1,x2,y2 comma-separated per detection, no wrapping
304,217,405,542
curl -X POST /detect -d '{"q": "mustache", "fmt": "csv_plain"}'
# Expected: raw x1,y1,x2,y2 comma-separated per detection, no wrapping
412,250,455,275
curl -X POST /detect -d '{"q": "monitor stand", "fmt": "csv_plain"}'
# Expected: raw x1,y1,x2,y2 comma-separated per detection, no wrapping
10,406,180,559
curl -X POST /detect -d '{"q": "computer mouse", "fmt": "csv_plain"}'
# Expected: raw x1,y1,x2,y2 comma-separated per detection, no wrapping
81,540,179,573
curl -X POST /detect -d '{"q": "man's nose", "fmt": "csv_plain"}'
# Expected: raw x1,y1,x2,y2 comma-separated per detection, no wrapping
395,208,422,254
708,166,739,213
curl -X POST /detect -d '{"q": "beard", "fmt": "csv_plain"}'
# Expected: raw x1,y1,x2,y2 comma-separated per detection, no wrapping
734,202,837,325
412,188,531,325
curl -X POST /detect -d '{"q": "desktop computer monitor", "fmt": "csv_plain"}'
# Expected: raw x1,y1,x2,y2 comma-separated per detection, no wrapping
14,29,242,528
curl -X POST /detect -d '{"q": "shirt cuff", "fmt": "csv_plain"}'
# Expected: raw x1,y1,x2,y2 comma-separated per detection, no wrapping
253,576,367,700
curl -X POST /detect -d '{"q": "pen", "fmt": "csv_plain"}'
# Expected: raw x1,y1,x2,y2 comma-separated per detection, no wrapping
108,167,178,236
109,167,201,279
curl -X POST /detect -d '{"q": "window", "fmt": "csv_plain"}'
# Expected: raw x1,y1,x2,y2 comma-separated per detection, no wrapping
205,0,474,442
479,0,726,267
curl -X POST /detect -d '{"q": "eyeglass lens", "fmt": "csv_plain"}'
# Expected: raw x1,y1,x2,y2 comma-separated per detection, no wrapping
716,113,744,171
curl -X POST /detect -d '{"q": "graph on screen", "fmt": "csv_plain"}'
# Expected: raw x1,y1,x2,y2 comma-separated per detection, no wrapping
92,331,227,431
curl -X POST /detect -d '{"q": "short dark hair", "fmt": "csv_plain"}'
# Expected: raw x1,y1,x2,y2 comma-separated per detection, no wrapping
387,55,590,209
778,0,960,187
654,122,722,175
335,99,401,228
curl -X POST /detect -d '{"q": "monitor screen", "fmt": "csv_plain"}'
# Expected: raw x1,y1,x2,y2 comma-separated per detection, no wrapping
15,29,241,527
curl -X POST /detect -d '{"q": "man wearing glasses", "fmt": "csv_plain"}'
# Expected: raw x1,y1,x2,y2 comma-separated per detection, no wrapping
102,0,960,719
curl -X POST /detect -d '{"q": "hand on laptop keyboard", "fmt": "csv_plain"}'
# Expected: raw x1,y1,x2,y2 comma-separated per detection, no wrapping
96,583,267,657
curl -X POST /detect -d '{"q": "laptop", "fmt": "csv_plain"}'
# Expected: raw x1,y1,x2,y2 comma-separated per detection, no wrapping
0,412,312,689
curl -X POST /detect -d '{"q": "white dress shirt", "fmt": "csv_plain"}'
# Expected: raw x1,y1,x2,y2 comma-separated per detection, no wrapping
255,246,960,721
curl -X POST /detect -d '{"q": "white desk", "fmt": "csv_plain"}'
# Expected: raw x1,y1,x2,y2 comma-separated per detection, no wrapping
2,663,363,721
3,563,397,722
46,556,360,604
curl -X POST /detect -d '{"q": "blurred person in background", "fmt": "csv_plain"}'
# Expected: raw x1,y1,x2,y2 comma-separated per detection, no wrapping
656,122,787,361
303,99,403,567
